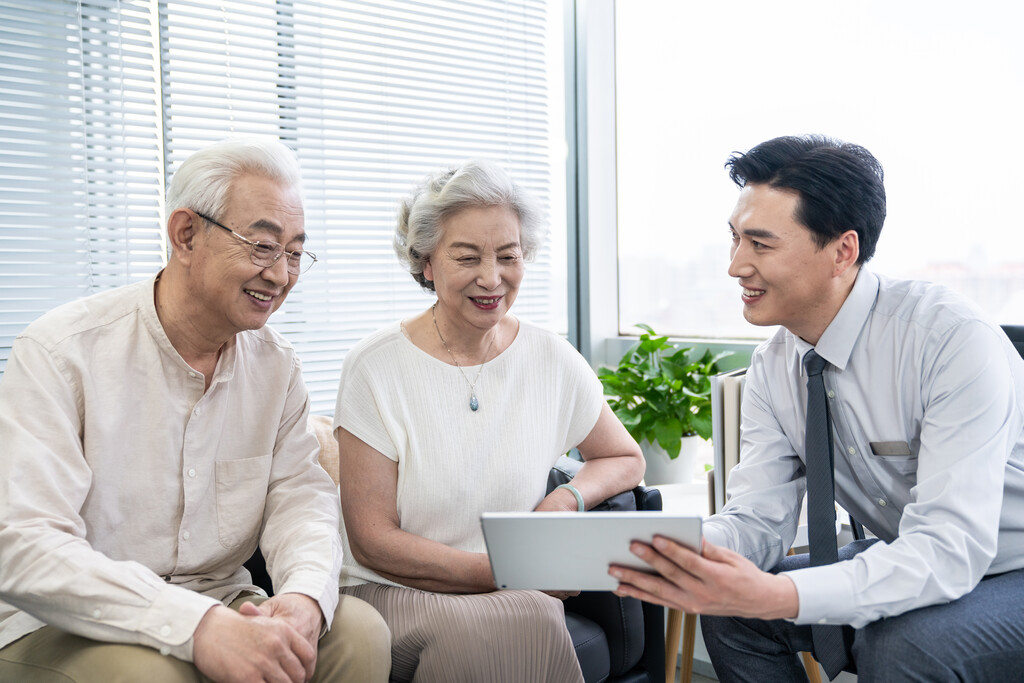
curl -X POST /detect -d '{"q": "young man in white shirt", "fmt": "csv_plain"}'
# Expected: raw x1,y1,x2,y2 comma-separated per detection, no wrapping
611,135,1024,681
0,138,390,683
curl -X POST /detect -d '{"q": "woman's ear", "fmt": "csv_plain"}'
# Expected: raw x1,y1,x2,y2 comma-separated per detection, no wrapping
422,256,433,283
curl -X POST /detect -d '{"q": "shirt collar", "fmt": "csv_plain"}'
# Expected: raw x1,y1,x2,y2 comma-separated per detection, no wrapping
141,271,174,354
805,267,879,371
143,270,238,385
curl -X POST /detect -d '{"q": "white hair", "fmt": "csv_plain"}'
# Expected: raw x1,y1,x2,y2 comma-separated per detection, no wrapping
165,137,303,219
393,160,546,291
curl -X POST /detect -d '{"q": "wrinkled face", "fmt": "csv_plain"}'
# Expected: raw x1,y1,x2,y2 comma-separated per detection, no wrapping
727,183,841,342
423,205,525,335
187,174,305,338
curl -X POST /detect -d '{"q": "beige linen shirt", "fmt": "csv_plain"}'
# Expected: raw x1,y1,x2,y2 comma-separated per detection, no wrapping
0,275,342,660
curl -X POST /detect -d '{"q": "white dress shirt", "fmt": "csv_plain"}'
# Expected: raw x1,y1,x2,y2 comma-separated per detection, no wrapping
0,275,342,660
703,268,1024,628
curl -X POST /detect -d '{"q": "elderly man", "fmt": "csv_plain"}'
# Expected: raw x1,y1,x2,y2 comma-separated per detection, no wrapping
0,138,390,682
612,135,1024,681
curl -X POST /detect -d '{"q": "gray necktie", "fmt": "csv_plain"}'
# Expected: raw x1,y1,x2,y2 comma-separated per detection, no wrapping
804,349,849,678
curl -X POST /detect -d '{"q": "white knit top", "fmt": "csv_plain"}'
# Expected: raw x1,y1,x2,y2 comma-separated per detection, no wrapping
333,319,604,587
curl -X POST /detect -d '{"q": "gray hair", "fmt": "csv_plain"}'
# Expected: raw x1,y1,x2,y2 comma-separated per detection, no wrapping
393,160,545,291
165,137,303,220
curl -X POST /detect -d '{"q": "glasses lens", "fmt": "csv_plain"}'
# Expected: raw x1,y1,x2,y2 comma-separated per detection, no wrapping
247,240,314,275
294,251,316,274
283,252,301,274
276,250,315,275
250,243,279,267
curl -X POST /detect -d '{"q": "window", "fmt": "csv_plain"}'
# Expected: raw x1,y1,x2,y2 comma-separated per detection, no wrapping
0,0,166,370
615,0,1024,339
0,0,567,413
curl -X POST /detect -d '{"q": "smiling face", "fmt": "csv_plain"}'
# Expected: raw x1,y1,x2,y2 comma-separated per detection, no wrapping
727,183,859,344
422,205,525,339
186,174,305,339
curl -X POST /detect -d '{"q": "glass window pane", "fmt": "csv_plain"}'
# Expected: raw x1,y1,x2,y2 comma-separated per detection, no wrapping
616,0,1024,339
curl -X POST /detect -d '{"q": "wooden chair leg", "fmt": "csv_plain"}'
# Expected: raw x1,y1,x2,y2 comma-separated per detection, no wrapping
679,612,697,683
665,608,682,683
785,549,824,683
667,607,818,683
801,651,823,683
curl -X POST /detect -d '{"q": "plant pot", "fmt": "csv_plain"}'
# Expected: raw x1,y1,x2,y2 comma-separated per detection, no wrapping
640,435,702,485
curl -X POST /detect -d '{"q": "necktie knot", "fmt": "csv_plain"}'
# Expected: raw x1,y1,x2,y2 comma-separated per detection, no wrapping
804,349,827,377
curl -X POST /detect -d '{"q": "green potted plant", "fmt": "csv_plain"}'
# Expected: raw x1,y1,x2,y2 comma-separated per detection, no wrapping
598,324,731,483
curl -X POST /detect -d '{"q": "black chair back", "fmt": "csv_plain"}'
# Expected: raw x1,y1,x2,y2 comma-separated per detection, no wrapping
1001,324,1024,360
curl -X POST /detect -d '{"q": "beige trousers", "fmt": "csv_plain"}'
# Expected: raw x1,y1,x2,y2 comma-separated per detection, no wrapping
0,593,391,683
341,583,584,683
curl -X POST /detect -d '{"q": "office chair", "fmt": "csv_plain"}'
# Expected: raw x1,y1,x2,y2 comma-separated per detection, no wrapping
1001,324,1024,359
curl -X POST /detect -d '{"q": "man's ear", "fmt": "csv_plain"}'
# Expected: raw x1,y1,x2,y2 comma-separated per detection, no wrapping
833,229,860,277
167,209,197,264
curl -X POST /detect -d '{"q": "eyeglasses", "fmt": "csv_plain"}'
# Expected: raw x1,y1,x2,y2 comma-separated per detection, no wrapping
193,210,317,275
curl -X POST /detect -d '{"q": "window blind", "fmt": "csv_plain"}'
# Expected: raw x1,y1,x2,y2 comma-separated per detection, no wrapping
1,0,564,414
0,0,165,375
161,0,560,411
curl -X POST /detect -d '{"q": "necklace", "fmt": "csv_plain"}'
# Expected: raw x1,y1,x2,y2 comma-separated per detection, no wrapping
431,302,495,411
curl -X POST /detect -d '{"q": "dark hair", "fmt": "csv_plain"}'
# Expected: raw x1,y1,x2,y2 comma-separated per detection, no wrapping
724,135,886,263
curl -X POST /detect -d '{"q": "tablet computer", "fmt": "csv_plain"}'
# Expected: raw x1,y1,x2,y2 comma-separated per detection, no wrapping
480,511,702,592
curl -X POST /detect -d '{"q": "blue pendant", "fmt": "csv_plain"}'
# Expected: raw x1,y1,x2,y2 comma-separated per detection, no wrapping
470,393,479,411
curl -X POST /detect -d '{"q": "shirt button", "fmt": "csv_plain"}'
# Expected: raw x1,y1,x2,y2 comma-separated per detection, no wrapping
160,646,171,656
182,530,191,540
818,618,827,624
827,390,836,399
848,446,856,455
187,468,196,478
878,498,887,507
160,625,171,637
92,608,101,619
193,407,201,416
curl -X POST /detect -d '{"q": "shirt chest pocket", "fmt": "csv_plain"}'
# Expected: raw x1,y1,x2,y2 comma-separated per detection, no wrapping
870,440,919,476
215,454,273,549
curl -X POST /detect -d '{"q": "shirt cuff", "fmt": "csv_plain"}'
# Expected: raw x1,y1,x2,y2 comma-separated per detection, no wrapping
784,564,856,625
138,584,221,661
700,521,730,549
276,570,340,632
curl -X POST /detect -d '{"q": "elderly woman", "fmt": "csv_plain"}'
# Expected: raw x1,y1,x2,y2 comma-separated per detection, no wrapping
333,160,644,683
